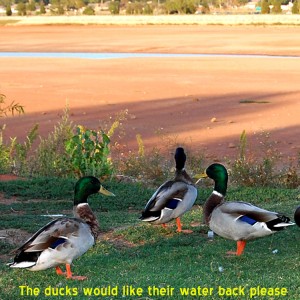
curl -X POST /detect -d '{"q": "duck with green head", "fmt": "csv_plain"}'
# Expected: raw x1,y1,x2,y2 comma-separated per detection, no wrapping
199,163,294,256
8,176,115,280
140,147,197,232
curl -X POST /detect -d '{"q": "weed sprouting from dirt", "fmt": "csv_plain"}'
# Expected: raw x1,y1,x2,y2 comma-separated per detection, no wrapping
0,94,24,117
229,130,300,188
29,108,74,177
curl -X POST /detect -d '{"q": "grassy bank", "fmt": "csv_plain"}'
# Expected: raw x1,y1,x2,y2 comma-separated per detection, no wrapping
0,178,299,299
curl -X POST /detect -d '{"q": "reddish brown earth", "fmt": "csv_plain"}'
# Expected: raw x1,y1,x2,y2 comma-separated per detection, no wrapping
0,25,300,164
0,174,20,181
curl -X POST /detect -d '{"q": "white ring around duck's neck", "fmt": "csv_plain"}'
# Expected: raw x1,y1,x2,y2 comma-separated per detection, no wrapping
77,203,89,207
213,190,224,197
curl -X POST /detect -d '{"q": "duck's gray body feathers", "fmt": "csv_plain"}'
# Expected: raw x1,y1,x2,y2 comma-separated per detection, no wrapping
141,177,197,224
208,200,293,241
8,216,95,271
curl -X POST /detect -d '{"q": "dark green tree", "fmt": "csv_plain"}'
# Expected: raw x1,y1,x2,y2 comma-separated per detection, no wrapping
83,5,95,14
17,2,27,15
164,0,178,13
40,2,46,13
109,0,120,14
6,4,12,15
27,1,36,11
143,3,153,14
165,0,196,14
201,0,210,13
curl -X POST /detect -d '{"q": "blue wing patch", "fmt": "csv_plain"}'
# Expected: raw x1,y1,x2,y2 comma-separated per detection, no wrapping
50,238,67,249
238,215,257,226
165,198,181,210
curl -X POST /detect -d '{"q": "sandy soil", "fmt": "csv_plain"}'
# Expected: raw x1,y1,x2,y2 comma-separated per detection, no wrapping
0,25,300,163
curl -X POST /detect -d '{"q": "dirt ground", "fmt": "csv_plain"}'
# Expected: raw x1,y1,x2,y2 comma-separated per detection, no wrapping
0,25,300,163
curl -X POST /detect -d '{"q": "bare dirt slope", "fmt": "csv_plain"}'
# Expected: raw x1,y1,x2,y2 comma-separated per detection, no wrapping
1,25,300,162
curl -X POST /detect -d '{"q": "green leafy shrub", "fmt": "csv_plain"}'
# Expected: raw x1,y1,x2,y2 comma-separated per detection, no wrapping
65,126,113,178
0,107,127,179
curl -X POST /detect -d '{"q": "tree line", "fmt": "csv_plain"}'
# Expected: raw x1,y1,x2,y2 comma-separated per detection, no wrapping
1,0,300,16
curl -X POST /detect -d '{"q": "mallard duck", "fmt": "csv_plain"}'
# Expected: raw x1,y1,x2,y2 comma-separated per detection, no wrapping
139,147,197,232
8,176,115,280
198,163,294,255
294,206,300,227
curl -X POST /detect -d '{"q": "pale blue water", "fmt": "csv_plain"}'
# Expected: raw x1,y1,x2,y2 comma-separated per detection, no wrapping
0,52,299,59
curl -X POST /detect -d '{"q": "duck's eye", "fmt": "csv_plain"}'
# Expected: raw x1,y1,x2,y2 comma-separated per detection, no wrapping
91,178,99,186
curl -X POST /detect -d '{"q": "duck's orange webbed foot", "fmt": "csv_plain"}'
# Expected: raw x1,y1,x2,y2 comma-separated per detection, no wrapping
55,264,87,281
56,266,66,276
176,217,182,232
226,240,247,256
176,217,193,233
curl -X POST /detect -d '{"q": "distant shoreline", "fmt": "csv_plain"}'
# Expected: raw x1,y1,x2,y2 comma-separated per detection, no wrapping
1,14,300,26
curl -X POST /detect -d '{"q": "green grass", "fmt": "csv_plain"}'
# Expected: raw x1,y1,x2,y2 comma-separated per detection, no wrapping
0,178,299,299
